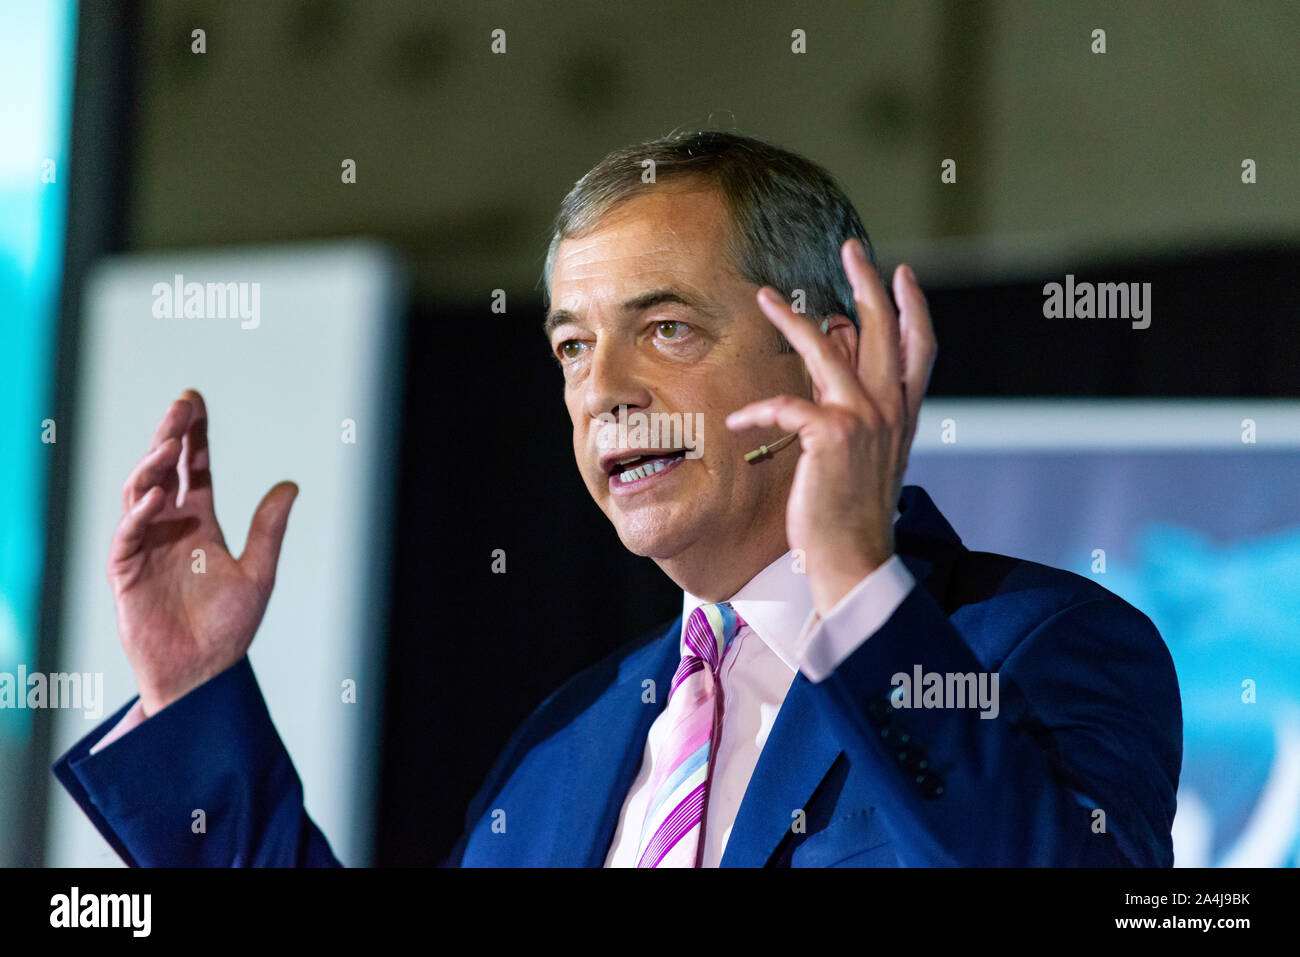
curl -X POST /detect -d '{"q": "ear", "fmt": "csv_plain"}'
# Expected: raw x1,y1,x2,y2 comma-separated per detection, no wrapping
809,314,858,403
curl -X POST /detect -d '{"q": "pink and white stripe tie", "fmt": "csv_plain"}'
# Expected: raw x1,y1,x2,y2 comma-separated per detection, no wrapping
634,601,744,867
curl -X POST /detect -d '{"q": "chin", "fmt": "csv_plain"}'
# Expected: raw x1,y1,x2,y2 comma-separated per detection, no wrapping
610,507,699,560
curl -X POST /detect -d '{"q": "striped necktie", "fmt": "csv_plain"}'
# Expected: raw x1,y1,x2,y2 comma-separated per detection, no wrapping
634,601,745,867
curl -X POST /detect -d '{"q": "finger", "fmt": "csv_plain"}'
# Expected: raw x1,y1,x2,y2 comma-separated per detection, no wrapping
122,437,182,513
177,389,214,512
842,239,903,400
725,394,826,435
238,482,299,596
149,395,195,453
108,486,166,566
754,287,864,405
893,264,937,446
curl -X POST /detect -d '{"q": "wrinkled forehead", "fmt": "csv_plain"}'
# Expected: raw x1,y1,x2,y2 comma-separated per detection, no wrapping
549,189,740,316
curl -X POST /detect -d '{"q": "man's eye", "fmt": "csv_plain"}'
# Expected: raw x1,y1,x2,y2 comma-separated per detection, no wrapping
656,320,686,339
557,340,585,360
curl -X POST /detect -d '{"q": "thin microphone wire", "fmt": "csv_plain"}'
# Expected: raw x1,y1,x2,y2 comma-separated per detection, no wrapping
743,431,798,463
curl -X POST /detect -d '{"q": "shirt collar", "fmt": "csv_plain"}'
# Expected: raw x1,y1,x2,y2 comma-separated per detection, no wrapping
681,547,810,674
679,509,901,675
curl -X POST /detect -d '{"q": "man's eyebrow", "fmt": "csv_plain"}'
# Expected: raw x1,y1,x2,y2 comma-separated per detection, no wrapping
542,308,581,339
543,287,721,338
622,287,719,316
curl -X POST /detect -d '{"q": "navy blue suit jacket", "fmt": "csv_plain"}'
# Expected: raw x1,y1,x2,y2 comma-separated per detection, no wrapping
54,485,1182,866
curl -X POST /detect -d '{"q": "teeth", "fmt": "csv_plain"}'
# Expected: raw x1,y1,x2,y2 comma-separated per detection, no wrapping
617,456,676,483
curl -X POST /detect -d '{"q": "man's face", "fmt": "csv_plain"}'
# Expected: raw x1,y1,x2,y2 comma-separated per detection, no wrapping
545,183,811,563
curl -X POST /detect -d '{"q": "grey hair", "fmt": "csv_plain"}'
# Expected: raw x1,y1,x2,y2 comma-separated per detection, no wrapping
539,128,879,353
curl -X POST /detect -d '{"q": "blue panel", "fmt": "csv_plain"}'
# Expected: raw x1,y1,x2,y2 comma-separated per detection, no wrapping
910,444,1300,867
0,0,78,863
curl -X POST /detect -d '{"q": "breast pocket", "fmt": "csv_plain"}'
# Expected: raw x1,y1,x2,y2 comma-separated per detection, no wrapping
790,807,895,867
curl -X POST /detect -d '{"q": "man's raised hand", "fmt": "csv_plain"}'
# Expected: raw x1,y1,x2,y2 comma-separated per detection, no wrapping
107,389,299,716
725,239,937,616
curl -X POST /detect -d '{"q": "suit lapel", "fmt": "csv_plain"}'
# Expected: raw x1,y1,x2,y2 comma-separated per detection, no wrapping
567,617,683,867
894,485,960,607
720,484,961,866
720,673,843,866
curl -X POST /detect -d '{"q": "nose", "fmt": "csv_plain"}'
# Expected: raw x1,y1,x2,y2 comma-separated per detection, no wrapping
582,337,653,421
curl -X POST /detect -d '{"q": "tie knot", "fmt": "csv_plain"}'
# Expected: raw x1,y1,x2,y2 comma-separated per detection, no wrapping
682,602,745,672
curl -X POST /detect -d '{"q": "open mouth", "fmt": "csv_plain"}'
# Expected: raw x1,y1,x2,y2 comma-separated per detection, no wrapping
608,450,688,485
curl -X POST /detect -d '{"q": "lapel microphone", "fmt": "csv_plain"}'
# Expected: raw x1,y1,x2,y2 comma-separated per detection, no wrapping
744,315,831,463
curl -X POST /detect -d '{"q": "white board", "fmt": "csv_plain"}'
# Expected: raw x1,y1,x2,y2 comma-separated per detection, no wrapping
47,241,405,867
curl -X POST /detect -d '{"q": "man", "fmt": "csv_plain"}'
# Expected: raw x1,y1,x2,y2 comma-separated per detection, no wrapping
54,130,1182,867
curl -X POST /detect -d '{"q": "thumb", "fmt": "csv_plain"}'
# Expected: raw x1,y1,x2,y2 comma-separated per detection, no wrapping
240,481,299,594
